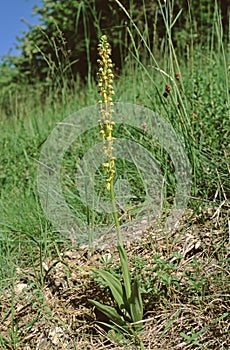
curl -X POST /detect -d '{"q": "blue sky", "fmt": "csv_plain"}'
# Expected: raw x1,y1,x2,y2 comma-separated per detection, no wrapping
0,0,41,57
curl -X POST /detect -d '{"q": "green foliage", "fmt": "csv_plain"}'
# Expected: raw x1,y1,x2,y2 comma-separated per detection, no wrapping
0,56,19,87
89,265,144,332
15,0,130,84
180,328,206,346
2,0,228,86
89,234,144,340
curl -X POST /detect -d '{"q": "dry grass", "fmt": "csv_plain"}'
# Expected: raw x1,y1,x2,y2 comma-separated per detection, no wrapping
1,206,229,349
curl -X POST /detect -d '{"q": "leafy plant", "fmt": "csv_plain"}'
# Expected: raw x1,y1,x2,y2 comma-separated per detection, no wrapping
180,327,208,346
88,35,144,347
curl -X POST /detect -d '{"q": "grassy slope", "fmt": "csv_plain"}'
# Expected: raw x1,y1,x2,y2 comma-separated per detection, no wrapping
0,15,229,350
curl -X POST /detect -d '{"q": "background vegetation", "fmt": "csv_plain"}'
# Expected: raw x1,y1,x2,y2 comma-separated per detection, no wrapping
0,0,229,85
0,0,229,349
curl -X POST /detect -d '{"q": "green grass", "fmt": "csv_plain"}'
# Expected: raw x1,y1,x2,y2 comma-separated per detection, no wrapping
0,1,229,348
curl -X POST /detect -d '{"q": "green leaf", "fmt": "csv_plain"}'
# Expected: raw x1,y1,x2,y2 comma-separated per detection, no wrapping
118,245,131,301
100,321,133,335
88,299,126,326
93,269,129,317
130,279,143,330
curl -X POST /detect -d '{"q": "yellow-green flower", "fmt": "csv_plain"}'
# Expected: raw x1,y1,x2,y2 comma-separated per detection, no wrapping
97,35,115,190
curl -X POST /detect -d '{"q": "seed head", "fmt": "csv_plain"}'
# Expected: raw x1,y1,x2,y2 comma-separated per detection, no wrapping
175,72,181,81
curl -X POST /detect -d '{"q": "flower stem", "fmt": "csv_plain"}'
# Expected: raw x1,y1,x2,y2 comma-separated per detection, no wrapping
110,179,123,247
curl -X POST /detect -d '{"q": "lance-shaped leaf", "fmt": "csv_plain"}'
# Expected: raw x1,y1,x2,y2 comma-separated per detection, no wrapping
88,299,126,326
93,269,130,319
118,245,131,301
130,278,143,330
